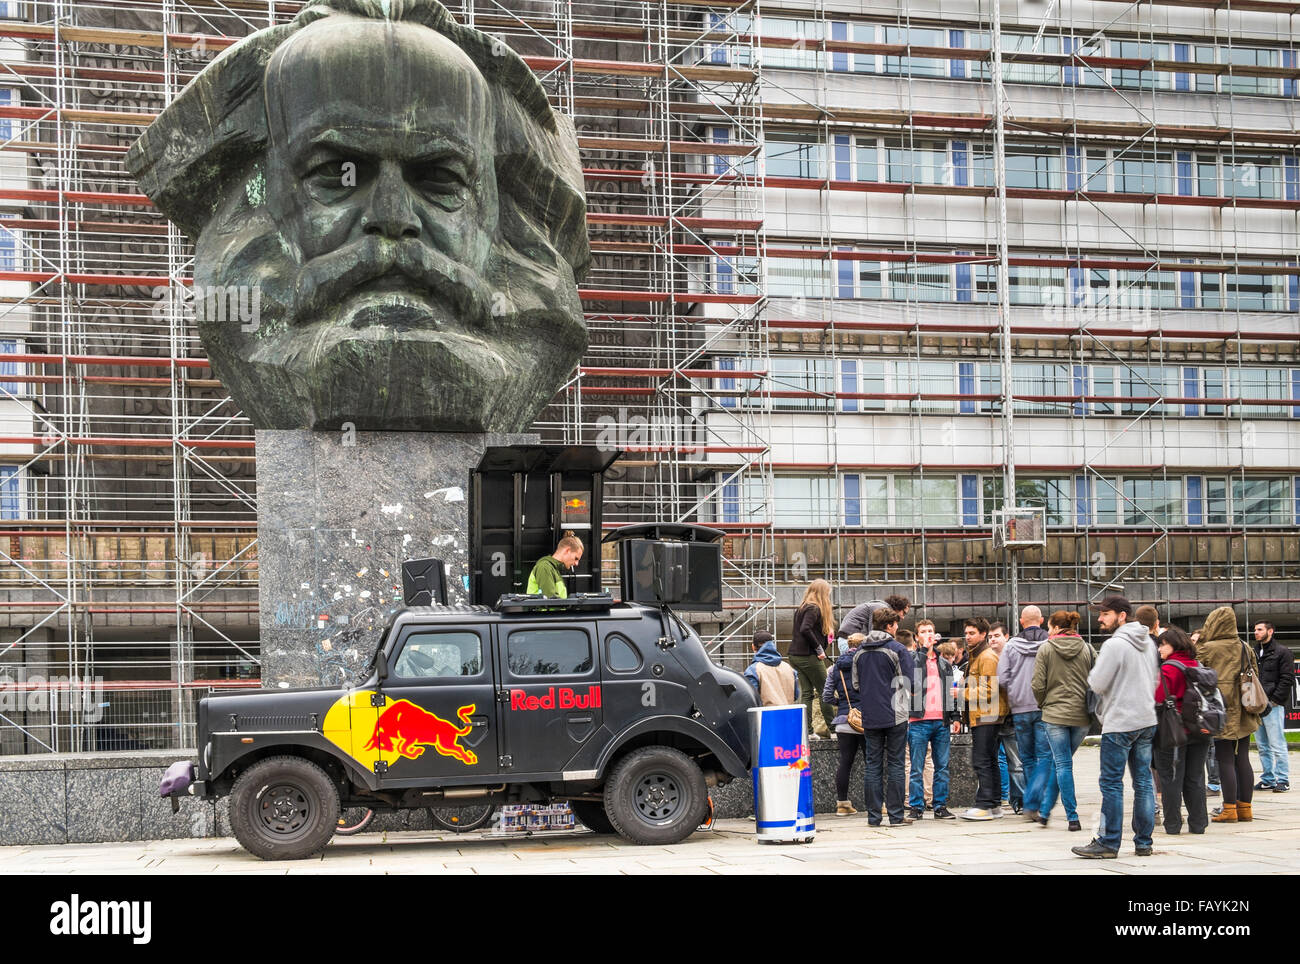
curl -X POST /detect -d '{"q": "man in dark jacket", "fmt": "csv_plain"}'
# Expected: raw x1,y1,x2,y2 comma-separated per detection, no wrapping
907,618,959,820
1253,621,1294,792
852,609,915,827
839,594,910,640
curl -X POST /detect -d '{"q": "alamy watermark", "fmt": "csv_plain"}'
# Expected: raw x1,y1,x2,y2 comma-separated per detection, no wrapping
0,671,105,723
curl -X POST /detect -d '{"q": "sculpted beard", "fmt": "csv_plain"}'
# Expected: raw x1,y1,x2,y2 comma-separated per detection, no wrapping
281,234,496,333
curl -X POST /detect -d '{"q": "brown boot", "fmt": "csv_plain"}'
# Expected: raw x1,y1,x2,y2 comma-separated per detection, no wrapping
1237,802,1253,821
1212,803,1238,823
836,800,857,816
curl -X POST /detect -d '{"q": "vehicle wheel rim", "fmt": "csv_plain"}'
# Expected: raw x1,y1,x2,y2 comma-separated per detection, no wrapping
634,772,682,822
259,784,312,837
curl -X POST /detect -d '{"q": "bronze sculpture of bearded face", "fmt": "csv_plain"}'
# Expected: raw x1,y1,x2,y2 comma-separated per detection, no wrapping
127,0,589,432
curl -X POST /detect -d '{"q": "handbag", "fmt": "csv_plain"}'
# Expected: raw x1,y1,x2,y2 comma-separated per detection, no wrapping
1238,641,1269,715
1157,699,1188,748
838,669,864,734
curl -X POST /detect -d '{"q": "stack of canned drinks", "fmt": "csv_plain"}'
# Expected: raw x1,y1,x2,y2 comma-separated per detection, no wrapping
493,803,577,834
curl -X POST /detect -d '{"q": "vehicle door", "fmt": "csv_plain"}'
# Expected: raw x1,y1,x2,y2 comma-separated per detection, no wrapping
360,624,498,786
494,620,603,778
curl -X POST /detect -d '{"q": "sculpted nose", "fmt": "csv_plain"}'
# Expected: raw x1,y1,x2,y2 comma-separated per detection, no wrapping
362,161,420,240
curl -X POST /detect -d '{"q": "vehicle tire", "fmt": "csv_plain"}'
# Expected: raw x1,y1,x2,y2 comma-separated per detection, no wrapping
427,803,496,834
229,756,340,860
569,800,615,834
603,746,708,846
334,807,375,836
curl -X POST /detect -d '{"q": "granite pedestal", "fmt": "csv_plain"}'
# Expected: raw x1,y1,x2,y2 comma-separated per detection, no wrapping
256,429,535,688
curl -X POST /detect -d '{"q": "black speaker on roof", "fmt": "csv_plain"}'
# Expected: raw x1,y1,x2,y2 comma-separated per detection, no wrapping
402,558,448,607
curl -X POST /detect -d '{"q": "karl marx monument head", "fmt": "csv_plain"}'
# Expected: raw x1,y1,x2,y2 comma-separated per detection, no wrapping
126,0,589,432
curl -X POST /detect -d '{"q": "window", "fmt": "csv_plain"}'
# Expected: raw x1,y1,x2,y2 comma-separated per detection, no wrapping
1223,153,1284,199
1223,46,1279,96
1111,39,1171,90
0,219,16,271
393,631,482,680
1232,478,1290,525
894,476,958,526
0,339,18,396
855,136,879,182
773,475,836,527
769,248,829,298
605,633,642,673
843,475,887,526
1112,149,1174,194
898,360,956,413
764,18,823,71
1205,477,1228,524
769,356,832,411
1120,366,1175,415
1012,363,1073,415
1004,142,1061,190
1015,477,1072,526
1233,367,1291,418
882,25,946,78
1122,478,1184,525
960,474,979,525
507,628,592,676
839,359,887,413
765,131,823,179
885,138,949,185
0,89,11,144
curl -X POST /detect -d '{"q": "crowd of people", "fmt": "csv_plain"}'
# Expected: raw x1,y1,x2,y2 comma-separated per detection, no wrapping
745,580,1295,858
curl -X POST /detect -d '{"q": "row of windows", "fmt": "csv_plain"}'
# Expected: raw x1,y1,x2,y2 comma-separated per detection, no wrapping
706,18,1300,99
717,254,1300,312
718,473,1300,528
742,132,1300,202
391,628,641,681
717,359,1300,418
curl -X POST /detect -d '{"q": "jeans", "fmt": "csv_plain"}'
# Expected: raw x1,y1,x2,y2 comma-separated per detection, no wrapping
908,719,951,809
1256,704,1291,785
1098,726,1156,852
788,655,833,736
971,724,1001,809
1040,722,1089,822
1207,748,1220,787
998,726,1025,805
1012,711,1051,814
1153,737,1210,834
863,722,908,824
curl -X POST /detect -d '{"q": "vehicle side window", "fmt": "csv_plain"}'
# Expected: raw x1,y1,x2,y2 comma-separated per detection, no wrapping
507,628,592,676
393,631,482,680
605,632,642,673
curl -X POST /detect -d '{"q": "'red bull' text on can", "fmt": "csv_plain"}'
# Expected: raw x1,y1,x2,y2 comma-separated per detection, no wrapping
748,705,815,844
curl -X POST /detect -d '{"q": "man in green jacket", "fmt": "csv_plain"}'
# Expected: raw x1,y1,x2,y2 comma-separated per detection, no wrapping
526,532,584,598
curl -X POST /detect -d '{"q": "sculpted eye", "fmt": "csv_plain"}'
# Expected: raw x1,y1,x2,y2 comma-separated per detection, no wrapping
411,161,467,196
306,158,360,193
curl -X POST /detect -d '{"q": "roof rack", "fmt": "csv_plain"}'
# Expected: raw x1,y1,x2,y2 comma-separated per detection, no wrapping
494,592,615,615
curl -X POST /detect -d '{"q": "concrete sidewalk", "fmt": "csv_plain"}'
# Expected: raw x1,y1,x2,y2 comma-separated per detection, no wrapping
1,746,1294,874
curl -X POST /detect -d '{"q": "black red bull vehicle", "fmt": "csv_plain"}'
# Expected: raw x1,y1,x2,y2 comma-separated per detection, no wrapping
162,593,755,859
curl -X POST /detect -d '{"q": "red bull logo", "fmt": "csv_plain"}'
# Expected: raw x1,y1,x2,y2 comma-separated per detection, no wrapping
509,685,601,711
364,700,478,766
771,743,807,765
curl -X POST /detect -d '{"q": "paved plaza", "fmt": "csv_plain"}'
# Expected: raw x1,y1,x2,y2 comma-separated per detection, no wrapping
1,746,1295,875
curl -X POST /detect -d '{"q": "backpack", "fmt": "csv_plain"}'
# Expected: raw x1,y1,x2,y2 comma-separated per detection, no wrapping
1162,659,1225,739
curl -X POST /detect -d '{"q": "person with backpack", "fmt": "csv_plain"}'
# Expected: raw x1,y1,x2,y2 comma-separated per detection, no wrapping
744,630,799,706
852,609,915,826
1153,626,1212,835
1196,606,1264,823
823,632,866,815
1031,610,1095,831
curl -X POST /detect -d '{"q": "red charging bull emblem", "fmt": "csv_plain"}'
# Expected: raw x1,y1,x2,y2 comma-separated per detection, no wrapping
364,700,478,766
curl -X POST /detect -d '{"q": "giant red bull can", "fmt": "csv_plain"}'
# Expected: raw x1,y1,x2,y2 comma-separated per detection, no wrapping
749,705,815,843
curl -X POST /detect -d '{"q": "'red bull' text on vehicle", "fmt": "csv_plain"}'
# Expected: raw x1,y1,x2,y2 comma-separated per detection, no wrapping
159,592,755,860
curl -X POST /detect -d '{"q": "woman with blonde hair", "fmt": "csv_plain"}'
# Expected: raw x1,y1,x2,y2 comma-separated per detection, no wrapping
791,579,836,739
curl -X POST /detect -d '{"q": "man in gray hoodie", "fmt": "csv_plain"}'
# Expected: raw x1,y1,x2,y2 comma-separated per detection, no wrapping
1072,595,1159,859
1000,605,1051,825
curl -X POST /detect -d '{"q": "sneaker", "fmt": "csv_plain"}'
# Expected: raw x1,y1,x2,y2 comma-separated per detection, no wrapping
1071,839,1118,859
933,806,956,820
1068,820,1082,832
990,806,1006,819
1011,802,1023,815
959,808,996,821
1135,845,1154,857
1254,780,1275,791
1274,782,1291,793
1023,809,1040,823
1207,783,1221,796
907,807,924,821
1037,816,1049,827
